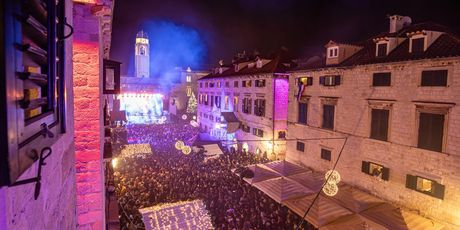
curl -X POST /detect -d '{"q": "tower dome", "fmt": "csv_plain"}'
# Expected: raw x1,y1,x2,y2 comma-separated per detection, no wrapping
136,30,148,39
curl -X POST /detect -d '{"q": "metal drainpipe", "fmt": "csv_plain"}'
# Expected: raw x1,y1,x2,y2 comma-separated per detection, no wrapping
272,75,276,159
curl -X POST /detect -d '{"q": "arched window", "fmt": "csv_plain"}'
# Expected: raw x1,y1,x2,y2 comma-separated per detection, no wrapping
140,46,146,55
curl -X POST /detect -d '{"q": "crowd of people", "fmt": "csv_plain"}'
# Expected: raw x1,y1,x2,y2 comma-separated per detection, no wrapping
113,118,316,230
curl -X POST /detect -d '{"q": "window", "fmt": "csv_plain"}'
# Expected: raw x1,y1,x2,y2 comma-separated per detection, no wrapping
298,102,308,124
361,161,390,181
370,109,389,141
319,75,341,86
321,149,331,161
210,95,214,107
242,98,252,114
298,77,313,86
200,82,203,88
204,94,209,105
205,82,208,88
411,37,425,54
234,81,239,87
140,46,145,55
372,72,391,86
241,124,250,133
278,131,286,139
322,104,335,130
217,82,221,88
376,43,388,57
296,142,305,152
254,99,266,117
255,79,266,87
406,174,445,199
421,70,448,86
327,47,339,58
252,128,264,137
186,86,192,97
215,96,221,109
418,112,445,152
209,82,215,88
225,81,229,87
233,96,238,112
224,96,229,110
1,0,67,186
242,80,252,87
186,75,191,82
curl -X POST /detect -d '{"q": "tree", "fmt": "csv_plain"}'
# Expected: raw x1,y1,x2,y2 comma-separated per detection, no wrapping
186,92,197,113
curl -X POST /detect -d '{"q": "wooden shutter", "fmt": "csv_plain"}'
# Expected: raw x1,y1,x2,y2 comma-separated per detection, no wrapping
361,161,370,174
418,113,444,152
319,76,325,85
334,75,341,85
406,174,417,189
381,167,390,181
433,182,445,200
307,77,313,86
421,70,448,86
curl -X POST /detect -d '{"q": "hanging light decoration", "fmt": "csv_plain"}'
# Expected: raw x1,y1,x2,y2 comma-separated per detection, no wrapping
182,145,192,155
324,170,341,184
175,140,185,150
322,182,339,196
193,115,197,120
182,114,188,120
190,120,198,127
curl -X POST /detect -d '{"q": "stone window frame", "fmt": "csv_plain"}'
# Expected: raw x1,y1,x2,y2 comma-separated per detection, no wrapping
320,147,332,161
327,46,339,58
367,99,394,142
375,40,389,57
413,102,452,153
405,172,445,200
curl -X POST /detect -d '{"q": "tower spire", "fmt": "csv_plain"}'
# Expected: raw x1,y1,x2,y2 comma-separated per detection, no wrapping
135,30,150,78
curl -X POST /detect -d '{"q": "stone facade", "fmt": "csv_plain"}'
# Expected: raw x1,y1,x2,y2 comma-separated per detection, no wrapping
73,0,114,229
287,52,460,227
0,1,76,229
169,68,209,115
197,65,289,159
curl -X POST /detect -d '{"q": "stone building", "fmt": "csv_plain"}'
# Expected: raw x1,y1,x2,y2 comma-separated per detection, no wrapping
169,67,209,116
0,0,115,229
287,16,460,228
197,51,292,159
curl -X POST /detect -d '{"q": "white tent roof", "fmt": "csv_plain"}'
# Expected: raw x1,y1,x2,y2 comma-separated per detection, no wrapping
203,144,223,156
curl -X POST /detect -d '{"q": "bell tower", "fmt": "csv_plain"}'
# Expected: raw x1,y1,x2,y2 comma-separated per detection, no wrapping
135,30,150,78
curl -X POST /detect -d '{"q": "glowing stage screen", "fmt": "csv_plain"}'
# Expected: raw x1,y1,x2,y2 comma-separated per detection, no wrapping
119,93,164,124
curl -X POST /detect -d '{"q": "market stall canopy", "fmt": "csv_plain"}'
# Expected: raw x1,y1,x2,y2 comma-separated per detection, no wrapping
253,177,316,203
221,112,240,133
330,184,385,213
284,194,354,228
361,203,444,230
242,164,280,184
287,171,325,192
320,214,388,230
263,160,310,177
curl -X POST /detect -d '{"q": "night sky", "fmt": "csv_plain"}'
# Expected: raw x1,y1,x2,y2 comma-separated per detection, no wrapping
111,0,459,75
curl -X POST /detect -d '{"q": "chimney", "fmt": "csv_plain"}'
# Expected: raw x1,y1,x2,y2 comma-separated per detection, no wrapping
389,15,412,33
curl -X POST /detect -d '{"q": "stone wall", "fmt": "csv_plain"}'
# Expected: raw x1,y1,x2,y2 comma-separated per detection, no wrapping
73,3,105,229
286,57,460,228
0,1,76,229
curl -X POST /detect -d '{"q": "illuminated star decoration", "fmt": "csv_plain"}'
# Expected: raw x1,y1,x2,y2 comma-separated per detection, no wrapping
182,114,188,120
175,140,185,150
190,120,199,127
322,170,341,196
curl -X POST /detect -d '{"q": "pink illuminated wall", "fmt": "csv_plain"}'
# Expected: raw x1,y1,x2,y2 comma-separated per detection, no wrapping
273,77,289,130
73,3,105,230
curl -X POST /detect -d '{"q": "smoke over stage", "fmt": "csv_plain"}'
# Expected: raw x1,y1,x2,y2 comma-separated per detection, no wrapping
119,93,164,124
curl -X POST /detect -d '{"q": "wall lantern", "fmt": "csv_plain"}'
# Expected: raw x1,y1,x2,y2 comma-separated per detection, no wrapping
103,59,121,94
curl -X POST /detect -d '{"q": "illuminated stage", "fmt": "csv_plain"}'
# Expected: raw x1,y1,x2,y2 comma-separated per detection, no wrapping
119,93,164,124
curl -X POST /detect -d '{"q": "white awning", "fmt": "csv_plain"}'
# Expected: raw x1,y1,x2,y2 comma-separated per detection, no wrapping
203,144,223,156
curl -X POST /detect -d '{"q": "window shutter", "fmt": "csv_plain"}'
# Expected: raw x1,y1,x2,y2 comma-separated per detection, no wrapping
381,167,390,181
405,174,417,189
361,161,370,174
307,77,313,86
334,75,341,85
433,182,445,200
319,76,325,85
